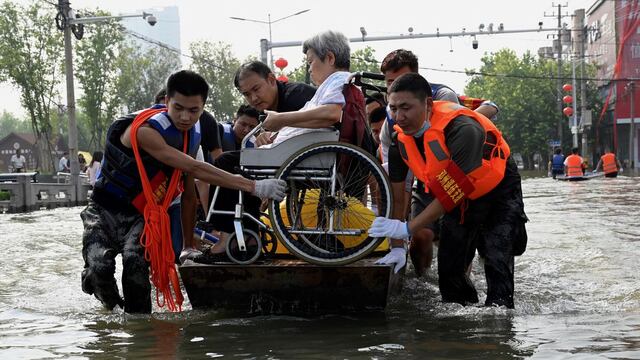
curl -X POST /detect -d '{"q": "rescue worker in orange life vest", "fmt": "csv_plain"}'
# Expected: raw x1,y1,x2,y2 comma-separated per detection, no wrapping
564,147,586,177
81,70,286,313
594,149,623,178
369,73,528,308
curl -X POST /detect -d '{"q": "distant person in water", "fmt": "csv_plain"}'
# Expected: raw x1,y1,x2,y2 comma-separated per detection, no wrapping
564,147,585,177
595,150,623,178
548,147,565,179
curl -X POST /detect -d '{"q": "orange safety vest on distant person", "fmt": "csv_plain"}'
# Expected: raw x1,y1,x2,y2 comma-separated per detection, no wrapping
394,101,510,212
565,154,584,177
601,153,618,174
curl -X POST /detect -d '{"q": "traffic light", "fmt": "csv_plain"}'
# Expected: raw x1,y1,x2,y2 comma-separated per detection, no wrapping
562,83,573,117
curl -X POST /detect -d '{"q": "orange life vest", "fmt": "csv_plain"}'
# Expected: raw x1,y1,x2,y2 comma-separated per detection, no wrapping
565,154,584,177
601,153,618,174
394,101,510,210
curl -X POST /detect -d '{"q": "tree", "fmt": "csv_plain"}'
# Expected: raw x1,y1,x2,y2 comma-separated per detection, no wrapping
350,46,381,74
113,43,181,114
0,110,29,138
465,49,602,169
286,57,310,84
189,41,242,121
0,1,64,172
465,49,557,169
75,10,125,150
287,46,383,86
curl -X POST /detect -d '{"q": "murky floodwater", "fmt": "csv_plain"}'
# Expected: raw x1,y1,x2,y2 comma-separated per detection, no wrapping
1,174,639,359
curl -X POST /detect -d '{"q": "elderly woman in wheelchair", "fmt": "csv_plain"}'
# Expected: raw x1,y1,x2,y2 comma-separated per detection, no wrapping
196,30,392,266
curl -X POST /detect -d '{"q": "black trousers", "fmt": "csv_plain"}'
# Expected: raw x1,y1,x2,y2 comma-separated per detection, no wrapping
437,159,526,309
207,151,260,233
80,201,151,313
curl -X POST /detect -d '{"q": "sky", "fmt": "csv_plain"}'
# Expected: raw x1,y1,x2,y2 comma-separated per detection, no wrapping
1,0,597,118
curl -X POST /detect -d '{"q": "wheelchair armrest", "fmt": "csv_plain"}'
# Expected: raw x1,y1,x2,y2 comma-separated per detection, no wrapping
240,129,339,168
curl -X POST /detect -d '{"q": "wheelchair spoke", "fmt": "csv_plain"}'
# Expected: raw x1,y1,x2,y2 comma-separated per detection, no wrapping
271,142,392,265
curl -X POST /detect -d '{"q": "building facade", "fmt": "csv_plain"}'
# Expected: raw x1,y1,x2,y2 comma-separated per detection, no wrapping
586,0,640,168
0,132,68,173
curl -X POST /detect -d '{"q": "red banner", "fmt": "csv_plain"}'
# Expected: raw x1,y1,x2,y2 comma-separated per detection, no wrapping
614,1,640,120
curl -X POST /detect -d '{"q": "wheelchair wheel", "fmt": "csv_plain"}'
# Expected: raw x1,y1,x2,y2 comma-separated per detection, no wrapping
261,229,278,255
226,229,262,265
270,142,392,265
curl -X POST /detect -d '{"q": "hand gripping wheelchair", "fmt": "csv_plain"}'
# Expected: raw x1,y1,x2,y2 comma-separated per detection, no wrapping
200,72,393,266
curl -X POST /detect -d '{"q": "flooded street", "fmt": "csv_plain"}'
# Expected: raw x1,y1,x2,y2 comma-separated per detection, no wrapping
1,175,639,359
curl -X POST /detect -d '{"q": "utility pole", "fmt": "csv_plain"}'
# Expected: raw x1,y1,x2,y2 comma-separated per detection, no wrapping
578,10,589,161
58,0,80,204
571,59,579,148
629,82,636,168
230,9,310,69
56,1,155,204
545,3,569,145
573,9,588,158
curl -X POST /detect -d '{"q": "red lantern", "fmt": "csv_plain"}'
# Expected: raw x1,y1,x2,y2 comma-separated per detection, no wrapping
562,83,573,92
277,74,289,83
563,95,573,103
563,107,574,116
274,57,288,70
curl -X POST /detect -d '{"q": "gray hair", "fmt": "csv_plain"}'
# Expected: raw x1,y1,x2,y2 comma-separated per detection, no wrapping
302,30,350,70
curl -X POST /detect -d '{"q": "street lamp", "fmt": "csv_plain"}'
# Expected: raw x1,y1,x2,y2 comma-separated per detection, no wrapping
56,0,154,204
230,9,310,69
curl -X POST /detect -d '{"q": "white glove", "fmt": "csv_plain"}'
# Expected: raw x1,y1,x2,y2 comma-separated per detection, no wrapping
253,179,286,201
369,217,410,239
179,247,202,264
375,247,407,273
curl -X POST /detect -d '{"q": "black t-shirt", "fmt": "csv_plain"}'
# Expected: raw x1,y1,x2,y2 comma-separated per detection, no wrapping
388,115,484,186
198,110,221,162
276,81,316,112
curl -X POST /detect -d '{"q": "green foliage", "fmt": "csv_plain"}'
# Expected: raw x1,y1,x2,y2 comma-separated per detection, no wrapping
0,190,9,201
112,44,181,114
286,57,310,84
286,46,383,86
189,41,242,121
350,46,381,73
75,9,125,150
0,111,29,138
0,0,64,172
464,49,604,168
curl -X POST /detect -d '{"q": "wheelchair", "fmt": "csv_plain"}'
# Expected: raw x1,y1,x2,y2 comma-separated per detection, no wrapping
201,72,392,266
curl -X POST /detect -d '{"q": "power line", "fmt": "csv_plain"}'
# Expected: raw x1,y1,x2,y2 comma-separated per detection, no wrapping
123,29,233,73
39,0,59,8
419,66,639,82
350,55,636,82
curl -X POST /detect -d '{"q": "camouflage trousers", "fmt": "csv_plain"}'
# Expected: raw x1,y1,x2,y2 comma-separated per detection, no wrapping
80,201,151,313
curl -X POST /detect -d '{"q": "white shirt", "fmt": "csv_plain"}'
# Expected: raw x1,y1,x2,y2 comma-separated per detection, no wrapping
58,156,69,172
10,154,26,169
87,161,101,186
272,71,350,145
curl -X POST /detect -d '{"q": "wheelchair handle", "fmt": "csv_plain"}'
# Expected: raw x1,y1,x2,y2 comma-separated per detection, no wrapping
356,71,385,81
351,71,388,95
241,117,264,150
